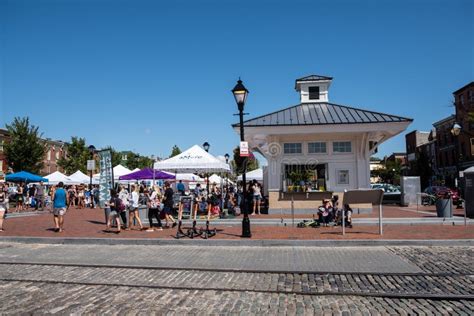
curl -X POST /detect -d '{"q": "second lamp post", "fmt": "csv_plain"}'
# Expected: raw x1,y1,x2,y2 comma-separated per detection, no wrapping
232,79,251,238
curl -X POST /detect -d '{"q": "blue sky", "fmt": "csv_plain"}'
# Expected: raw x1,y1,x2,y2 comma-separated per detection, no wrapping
1,0,472,162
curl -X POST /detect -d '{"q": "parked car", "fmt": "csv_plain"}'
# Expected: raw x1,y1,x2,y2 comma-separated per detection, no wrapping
370,183,401,204
422,186,460,206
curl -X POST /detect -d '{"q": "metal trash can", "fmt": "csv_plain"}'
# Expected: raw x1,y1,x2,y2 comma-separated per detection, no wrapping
436,198,453,218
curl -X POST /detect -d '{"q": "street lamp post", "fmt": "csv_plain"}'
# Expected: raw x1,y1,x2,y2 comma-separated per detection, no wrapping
203,142,210,193
451,122,462,189
232,79,251,238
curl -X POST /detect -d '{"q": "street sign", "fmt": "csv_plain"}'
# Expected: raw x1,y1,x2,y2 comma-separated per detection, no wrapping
240,141,249,157
87,160,96,171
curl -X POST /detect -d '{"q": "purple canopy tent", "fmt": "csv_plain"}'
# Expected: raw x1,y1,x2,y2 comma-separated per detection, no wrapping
118,168,175,181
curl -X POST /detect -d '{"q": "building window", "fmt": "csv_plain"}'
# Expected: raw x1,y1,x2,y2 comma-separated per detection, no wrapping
308,142,327,154
336,169,350,185
459,95,464,106
47,150,51,161
122,155,128,161
469,90,474,102
333,141,352,153
308,86,320,100
0,160,3,173
283,143,302,154
55,151,60,160
471,138,474,156
0,140,3,152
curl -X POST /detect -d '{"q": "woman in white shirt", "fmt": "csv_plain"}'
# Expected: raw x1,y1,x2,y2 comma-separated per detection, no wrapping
251,180,262,215
127,185,144,230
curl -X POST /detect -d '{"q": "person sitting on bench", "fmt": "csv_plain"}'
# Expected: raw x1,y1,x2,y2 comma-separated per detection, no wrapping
317,199,333,227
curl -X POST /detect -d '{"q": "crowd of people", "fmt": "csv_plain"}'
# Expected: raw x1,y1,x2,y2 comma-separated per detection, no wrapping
2,178,355,235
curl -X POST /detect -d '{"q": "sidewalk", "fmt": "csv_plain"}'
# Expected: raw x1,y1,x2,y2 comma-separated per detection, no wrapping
1,207,473,241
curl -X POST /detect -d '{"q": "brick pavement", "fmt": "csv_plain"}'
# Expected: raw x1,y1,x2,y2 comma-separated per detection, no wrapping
1,207,473,240
0,244,422,273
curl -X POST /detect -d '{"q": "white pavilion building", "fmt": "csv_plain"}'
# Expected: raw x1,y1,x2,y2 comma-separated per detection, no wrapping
233,75,412,210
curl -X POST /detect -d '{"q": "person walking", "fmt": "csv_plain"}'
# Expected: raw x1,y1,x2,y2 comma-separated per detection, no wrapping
105,189,123,234
162,181,177,228
15,183,24,212
146,185,163,231
0,183,8,232
118,185,129,229
127,185,144,230
35,181,45,211
51,182,69,233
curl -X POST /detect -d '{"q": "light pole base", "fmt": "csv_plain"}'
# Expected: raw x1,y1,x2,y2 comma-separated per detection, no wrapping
241,215,252,238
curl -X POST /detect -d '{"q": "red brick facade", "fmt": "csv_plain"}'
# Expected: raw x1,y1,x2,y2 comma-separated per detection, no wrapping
453,82,474,170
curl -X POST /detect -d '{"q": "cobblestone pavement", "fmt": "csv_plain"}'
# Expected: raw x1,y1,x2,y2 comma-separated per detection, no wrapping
0,244,473,314
1,281,473,315
389,246,474,274
0,264,472,297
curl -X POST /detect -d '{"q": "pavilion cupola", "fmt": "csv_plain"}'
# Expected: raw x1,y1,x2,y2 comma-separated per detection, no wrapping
295,74,333,103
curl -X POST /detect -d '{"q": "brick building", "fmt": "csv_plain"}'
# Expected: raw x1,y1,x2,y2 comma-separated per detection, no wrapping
0,128,68,176
453,81,474,171
41,139,68,175
433,115,456,187
405,130,437,188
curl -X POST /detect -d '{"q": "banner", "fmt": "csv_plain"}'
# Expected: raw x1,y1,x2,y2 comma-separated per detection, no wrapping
240,141,249,157
98,150,113,208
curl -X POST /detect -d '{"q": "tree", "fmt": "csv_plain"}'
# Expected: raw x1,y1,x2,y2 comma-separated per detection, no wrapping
372,159,402,185
231,146,259,176
170,145,181,158
57,137,90,174
4,117,46,173
125,152,153,170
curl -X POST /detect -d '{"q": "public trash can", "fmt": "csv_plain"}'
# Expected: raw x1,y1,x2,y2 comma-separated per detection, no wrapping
436,198,453,218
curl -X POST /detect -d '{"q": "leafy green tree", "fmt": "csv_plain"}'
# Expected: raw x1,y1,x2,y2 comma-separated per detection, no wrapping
125,152,153,170
57,137,90,174
372,159,402,185
231,146,259,176
4,117,46,173
170,145,182,158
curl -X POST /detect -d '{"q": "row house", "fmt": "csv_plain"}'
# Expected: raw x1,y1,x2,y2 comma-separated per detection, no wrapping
0,128,68,177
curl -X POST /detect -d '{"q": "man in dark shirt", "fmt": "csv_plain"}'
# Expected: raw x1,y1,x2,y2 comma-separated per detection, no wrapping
162,182,176,227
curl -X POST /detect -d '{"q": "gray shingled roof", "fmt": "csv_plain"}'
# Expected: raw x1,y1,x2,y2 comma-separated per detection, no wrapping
296,75,333,82
233,103,413,127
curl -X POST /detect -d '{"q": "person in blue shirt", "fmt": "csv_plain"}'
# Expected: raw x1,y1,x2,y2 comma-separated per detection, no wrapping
176,180,185,195
52,182,69,233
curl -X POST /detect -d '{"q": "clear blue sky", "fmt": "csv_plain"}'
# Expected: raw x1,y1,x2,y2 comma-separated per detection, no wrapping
1,0,472,162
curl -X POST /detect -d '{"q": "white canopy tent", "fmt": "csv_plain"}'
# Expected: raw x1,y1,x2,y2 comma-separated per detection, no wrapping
238,168,263,182
69,170,97,185
45,171,73,185
93,164,133,183
154,145,231,174
208,174,223,185
132,168,140,172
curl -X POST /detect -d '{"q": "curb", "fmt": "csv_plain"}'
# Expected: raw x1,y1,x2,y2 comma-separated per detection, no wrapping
0,236,473,247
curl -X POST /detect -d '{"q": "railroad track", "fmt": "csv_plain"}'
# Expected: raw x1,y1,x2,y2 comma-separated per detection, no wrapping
0,262,472,301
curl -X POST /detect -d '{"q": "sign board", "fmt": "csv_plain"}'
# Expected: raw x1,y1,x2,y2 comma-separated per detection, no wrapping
87,160,96,171
342,189,384,235
179,195,193,219
240,141,249,157
98,150,113,208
